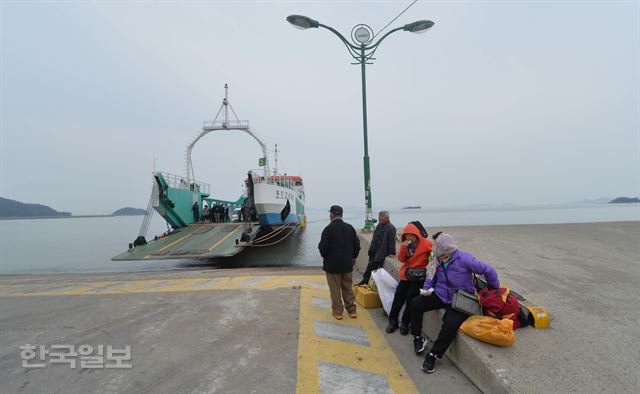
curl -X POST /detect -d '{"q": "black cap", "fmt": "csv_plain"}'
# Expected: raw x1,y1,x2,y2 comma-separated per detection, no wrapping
329,205,343,215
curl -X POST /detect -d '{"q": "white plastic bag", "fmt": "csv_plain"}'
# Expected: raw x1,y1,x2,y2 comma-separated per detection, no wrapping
371,268,400,316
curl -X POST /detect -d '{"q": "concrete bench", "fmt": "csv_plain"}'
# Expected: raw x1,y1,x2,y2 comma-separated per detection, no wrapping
356,232,508,394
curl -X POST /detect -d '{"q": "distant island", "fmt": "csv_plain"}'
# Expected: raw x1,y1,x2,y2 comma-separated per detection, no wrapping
112,207,146,216
609,197,640,204
0,197,147,219
0,197,70,218
402,206,422,209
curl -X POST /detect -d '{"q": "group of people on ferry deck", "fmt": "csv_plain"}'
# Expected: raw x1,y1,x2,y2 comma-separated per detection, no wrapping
191,201,230,223
318,207,499,374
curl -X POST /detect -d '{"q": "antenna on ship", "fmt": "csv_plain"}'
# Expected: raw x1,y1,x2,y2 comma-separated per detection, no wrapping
223,83,229,127
274,144,279,175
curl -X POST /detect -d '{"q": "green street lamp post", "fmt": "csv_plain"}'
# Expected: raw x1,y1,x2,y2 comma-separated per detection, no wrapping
286,15,434,231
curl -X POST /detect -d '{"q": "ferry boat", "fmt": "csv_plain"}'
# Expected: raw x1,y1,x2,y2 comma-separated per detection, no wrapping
113,85,306,261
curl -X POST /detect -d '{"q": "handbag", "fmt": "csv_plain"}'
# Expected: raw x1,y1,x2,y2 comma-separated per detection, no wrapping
442,263,482,316
452,289,483,316
405,267,426,282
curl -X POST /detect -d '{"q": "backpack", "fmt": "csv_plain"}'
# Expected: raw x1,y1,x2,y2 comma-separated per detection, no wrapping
478,287,522,329
410,221,428,239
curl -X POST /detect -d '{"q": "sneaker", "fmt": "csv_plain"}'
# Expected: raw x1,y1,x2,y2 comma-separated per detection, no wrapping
349,311,357,318
422,352,436,373
333,313,343,320
413,336,427,355
385,320,399,334
399,322,410,336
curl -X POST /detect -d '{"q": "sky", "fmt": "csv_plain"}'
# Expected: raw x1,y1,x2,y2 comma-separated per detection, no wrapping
1,0,638,215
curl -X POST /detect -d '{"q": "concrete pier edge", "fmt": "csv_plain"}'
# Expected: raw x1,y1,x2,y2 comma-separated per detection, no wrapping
357,220,640,394
355,232,507,393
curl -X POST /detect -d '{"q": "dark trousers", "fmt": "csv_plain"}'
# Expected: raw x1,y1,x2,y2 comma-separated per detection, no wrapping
389,280,422,325
361,260,383,284
410,293,468,357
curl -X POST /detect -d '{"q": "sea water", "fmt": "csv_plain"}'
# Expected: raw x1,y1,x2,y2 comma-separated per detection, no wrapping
0,204,637,275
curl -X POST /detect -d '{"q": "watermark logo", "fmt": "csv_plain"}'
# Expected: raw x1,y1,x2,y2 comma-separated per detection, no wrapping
20,344,132,369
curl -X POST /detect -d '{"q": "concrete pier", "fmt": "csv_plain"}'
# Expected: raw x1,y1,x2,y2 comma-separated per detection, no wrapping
355,221,640,394
0,267,476,394
1,221,637,393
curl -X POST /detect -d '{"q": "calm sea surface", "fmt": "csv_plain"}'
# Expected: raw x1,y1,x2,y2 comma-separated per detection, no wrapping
0,204,637,275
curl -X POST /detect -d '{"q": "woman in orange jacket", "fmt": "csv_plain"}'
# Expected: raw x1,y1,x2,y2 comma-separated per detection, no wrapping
386,221,433,335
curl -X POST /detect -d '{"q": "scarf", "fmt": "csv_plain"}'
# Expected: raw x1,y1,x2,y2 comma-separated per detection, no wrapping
405,238,418,259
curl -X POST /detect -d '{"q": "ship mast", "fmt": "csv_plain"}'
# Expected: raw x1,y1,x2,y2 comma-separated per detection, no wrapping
185,84,271,184
274,144,279,176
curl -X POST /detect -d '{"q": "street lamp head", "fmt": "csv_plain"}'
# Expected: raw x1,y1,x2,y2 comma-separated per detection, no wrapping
403,20,435,33
286,15,319,29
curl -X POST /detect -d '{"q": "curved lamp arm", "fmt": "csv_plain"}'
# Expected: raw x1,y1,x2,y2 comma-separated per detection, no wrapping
363,19,434,61
362,26,404,61
318,23,361,59
287,15,434,62
318,23,359,50
365,26,404,51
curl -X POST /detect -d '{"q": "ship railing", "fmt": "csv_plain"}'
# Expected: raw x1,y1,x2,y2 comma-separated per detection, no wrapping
202,120,250,130
157,171,210,195
249,169,296,189
249,169,267,184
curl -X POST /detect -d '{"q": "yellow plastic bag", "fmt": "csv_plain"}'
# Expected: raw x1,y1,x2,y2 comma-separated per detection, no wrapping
459,315,516,346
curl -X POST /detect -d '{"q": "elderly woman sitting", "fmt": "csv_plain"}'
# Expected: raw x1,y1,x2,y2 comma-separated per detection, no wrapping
410,233,499,373
386,222,432,335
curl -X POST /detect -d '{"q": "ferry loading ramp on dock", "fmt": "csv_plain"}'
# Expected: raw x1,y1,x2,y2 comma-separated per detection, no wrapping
112,223,258,260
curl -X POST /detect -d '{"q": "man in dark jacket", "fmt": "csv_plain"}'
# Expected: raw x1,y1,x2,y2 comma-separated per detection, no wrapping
192,201,199,223
318,205,361,320
242,199,252,223
358,210,396,285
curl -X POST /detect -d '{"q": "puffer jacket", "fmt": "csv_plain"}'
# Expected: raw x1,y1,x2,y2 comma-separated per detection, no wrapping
422,250,499,304
397,222,433,281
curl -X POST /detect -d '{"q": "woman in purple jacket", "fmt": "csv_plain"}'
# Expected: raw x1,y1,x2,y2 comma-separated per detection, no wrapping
410,233,499,373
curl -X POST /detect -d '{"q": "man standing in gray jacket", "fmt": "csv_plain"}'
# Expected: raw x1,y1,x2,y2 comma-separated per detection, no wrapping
358,211,396,286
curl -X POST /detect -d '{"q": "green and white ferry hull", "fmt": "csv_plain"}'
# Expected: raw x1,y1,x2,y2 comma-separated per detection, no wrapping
112,85,305,261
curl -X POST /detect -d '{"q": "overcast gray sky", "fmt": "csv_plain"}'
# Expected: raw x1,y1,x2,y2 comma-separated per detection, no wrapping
1,0,638,215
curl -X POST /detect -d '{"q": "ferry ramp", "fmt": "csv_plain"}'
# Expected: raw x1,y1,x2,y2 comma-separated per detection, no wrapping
112,223,258,261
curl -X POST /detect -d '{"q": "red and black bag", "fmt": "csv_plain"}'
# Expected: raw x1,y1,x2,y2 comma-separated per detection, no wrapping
478,287,522,329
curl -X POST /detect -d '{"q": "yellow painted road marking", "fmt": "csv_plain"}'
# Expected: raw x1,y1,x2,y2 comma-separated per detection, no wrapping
1,274,419,392
205,226,241,253
143,232,193,259
296,287,418,394
21,284,98,296
0,275,328,297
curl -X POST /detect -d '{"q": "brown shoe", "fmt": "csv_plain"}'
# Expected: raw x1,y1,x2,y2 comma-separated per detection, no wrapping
333,313,343,320
349,311,357,318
